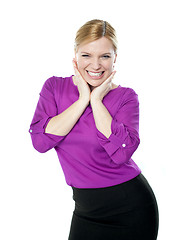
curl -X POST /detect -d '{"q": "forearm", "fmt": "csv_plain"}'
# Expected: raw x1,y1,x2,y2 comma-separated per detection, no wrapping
45,98,89,136
91,99,112,138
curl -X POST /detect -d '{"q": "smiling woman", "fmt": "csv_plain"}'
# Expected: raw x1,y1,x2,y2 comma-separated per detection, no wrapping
74,37,117,90
73,19,118,91
29,19,159,240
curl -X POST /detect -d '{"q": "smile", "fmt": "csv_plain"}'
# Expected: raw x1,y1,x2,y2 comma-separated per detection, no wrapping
87,71,104,77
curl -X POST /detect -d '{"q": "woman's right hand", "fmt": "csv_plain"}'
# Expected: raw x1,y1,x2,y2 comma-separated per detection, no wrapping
72,59,91,103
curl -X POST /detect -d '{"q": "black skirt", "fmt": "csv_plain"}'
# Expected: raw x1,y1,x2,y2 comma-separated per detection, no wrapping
68,173,159,240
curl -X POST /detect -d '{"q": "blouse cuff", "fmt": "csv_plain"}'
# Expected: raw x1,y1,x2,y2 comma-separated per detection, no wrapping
29,117,50,134
96,118,128,157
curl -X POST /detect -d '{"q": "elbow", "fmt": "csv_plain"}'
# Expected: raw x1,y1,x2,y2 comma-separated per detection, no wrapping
31,135,50,153
33,143,48,153
134,136,140,150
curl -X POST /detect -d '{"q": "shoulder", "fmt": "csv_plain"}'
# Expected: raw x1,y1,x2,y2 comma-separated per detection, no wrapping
43,75,70,87
41,75,72,92
117,86,138,98
117,86,139,107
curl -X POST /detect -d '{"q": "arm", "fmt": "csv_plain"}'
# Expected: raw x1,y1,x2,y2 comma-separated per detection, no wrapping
29,76,89,153
90,71,116,138
29,60,91,153
45,60,91,136
96,89,140,165
29,77,66,153
89,71,140,165
45,98,89,136
91,99,112,138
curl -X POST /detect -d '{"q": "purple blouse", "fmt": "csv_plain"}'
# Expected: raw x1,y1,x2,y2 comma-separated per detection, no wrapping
29,76,141,188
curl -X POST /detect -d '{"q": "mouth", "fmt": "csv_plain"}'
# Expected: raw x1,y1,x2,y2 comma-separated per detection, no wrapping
86,70,105,79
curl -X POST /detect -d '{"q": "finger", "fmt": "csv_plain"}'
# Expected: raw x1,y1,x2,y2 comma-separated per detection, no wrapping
74,67,82,79
72,61,85,83
72,60,80,75
104,71,116,84
109,70,116,80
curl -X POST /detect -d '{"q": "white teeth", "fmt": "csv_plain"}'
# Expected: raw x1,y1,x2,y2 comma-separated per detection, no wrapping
87,71,103,77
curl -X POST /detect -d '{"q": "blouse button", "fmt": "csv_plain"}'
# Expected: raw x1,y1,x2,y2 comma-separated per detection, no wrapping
30,129,33,133
122,143,126,147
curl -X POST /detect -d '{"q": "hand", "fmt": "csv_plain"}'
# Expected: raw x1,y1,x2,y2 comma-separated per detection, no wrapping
72,59,91,103
90,71,116,102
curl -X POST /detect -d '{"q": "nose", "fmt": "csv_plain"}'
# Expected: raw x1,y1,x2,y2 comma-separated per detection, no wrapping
90,58,101,70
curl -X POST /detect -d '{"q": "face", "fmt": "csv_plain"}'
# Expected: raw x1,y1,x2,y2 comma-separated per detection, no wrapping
75,37,117,89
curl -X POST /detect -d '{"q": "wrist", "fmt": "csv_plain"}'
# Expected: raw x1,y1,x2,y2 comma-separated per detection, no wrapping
91,96,102,103
78,97,90,107
90,98,102,108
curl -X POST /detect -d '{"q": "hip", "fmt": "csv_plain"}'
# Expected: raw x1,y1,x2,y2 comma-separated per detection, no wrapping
72,173,158,218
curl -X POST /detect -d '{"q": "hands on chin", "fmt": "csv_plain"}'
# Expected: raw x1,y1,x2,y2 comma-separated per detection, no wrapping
90,71,116,103
72,59,116,104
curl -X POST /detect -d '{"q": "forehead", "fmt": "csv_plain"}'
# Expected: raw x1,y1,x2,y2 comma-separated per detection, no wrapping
78,37,114,54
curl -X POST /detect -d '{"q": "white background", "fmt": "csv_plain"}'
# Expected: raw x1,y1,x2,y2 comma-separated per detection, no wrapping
0,0,186,239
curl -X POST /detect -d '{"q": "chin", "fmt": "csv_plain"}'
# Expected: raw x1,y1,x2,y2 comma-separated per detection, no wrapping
87,79,104,87
86,75,108,86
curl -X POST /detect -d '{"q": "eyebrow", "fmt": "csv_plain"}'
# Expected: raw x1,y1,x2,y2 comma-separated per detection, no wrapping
81,52,112,55
81,52,90,54
102,53,112,55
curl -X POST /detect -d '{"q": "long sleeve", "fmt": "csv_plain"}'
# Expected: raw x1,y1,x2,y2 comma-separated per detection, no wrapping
29,77,65,153
97,88,140,165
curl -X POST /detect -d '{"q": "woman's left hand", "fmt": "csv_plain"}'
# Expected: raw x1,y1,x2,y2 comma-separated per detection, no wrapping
90,71,116,102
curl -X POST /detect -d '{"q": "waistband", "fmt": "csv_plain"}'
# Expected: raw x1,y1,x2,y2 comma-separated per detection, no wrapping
72,173,142,191
71,173,157,218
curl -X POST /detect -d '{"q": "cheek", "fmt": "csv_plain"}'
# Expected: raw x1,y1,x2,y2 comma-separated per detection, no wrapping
77,59,89,70
77,60,88,79
105,62,114,72
104,58,115,69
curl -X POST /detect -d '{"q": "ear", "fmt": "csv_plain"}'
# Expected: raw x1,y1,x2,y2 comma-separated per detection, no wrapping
74,51,77,60
114,53,117,63
112,53,117,70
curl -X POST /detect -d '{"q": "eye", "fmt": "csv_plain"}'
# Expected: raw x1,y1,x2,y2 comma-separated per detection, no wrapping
81,54,90,57
102,55,111,59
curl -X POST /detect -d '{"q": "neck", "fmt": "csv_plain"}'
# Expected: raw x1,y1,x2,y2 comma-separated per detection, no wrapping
90,82,118,91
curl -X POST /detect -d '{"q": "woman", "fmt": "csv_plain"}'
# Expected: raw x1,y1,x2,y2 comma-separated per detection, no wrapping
29,19,159,240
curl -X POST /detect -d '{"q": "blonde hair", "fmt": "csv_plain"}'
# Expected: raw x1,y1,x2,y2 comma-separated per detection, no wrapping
74,19,118,53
